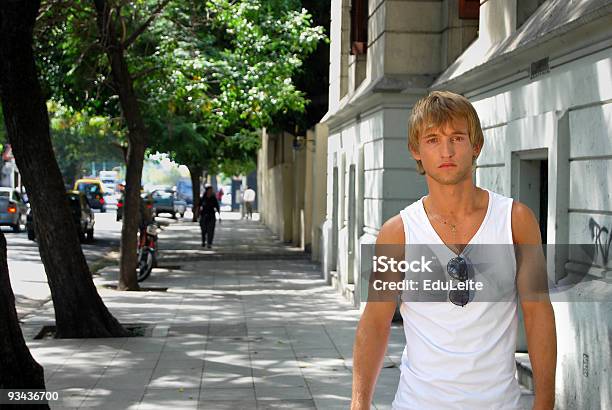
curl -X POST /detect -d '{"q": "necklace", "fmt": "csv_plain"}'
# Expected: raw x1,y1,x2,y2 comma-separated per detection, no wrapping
433,215,457,233
423,200,462,253
423,200,458,233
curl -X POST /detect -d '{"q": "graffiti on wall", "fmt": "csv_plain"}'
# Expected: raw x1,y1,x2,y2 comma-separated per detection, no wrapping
588,218,611,268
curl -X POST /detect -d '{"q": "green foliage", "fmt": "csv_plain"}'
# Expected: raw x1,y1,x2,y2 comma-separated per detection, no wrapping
47,101,123,184
205,0,325,128
35,1,115,113
34,0,326,175
146,0,325,173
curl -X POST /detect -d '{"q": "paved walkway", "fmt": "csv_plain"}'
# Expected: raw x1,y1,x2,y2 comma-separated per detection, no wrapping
21,212,534,409
21,213,404,409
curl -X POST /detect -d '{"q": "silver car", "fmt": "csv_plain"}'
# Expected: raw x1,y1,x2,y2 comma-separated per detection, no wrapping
0,187,27,232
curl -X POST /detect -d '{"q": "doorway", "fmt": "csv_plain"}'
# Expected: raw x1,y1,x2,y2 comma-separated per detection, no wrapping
511,149,548,242
331,166,339,272
347,164,356,284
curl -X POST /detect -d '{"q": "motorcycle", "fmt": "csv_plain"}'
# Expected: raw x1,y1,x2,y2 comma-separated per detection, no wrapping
137,222,159,282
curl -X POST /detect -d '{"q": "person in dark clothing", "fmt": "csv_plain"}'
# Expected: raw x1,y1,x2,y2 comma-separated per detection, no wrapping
198,185,220,248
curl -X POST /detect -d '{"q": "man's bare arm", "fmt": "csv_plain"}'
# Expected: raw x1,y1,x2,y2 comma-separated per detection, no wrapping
512,202,557,410
351,215,404,410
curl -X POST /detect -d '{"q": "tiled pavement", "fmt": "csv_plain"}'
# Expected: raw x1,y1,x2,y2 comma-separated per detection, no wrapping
20,212,533,409
20,213,404,409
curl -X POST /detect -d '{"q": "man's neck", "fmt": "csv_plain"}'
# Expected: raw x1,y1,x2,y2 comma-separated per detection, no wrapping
424,178,483,218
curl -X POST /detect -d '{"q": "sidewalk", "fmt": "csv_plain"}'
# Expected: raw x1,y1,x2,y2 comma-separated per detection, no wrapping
20,212,398,409
20,213,533,409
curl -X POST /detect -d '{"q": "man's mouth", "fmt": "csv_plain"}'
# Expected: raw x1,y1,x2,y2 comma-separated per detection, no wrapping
438,163,457,168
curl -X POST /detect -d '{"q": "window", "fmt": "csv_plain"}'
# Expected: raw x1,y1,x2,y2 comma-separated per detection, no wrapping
458,0,479,20
350,0,368,55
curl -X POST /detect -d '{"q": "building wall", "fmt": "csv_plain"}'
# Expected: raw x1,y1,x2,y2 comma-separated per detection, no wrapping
258,125,329,251
469,50,612,410
321,0,477,303
311,123,329,263
258,129,295,242
429,1,612,407
323,106,429,303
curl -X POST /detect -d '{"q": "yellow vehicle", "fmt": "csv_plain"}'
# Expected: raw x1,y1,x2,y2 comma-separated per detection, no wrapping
73,178,106,212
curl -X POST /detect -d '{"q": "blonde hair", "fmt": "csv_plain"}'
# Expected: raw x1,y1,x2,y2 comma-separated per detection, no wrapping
408,91,484,175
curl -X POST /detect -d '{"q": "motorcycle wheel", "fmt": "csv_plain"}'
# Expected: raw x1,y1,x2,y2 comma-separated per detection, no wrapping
137,248,154,282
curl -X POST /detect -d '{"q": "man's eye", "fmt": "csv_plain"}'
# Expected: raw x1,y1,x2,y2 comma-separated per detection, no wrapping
425,138,438,144
452,136,465,142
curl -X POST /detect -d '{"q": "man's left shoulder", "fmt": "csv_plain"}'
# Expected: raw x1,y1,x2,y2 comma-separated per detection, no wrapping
510,200,541,244
511,200,537,222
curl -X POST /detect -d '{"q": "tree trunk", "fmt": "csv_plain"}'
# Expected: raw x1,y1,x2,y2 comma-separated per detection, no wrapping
0,0,127,338
189,164,202,222
66,160,82,188
92,0,148,291
0,232,48,409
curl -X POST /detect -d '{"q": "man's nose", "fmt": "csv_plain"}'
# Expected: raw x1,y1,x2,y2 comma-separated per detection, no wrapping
440,139,455,157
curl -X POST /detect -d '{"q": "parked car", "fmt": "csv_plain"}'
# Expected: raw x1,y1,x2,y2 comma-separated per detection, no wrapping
151,188,185,219
26,191,95,242
116,191,154,222
0,187,28,232
74,178,106,212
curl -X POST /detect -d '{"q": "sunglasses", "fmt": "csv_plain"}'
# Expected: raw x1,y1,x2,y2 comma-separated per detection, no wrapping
447,256,469,306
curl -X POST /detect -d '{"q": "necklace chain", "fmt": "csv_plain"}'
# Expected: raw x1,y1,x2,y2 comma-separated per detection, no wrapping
423,201,458,233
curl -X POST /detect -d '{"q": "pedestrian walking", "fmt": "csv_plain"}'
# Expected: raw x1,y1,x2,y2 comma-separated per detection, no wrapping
198,184,220,248
242,186,256,219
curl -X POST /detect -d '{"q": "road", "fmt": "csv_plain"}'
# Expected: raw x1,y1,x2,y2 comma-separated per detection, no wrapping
5,208,124,319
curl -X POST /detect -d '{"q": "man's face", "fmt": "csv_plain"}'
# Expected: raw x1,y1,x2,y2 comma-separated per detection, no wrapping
410,117,480,185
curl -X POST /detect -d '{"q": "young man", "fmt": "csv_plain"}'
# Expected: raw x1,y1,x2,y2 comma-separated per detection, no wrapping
351,91,557,409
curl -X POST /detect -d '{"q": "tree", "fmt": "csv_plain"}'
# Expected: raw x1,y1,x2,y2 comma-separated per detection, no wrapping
0,230,48,408
33,0,324,289
33,0,175,289
90,0,172,290
0,0,127,337
145,0,325,210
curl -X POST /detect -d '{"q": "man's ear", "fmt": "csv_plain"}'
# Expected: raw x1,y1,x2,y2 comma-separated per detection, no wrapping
472,143,482,159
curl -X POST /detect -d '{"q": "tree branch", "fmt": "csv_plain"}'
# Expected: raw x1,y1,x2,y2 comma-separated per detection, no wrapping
122,0,171,50
131,66,161,82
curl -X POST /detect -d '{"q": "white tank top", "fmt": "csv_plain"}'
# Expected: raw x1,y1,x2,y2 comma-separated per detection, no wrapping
392,189,522,410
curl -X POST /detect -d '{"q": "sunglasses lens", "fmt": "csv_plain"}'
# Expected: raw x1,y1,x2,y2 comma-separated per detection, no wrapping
447,257,467,280
449,289,469,307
